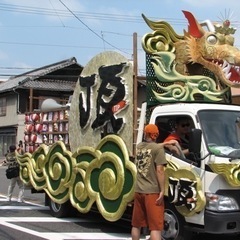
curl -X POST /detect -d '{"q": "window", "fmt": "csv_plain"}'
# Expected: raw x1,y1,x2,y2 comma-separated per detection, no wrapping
154,115,196,162
0,97,6,116
199,110,239,148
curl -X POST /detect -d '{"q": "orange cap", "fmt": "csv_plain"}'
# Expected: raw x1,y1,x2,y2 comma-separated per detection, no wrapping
144,124,159,134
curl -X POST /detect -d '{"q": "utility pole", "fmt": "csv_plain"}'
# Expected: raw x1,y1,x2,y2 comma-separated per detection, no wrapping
133,32,138,156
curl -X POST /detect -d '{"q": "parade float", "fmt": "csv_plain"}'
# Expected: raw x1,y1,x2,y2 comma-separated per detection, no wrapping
18,10,240,240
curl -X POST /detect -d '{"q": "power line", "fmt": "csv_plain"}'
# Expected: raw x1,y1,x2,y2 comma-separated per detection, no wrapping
58,0,131,56
0,40,135,52
0,2,240,27
0,2,186,24
0,67,34,70
1,2,239,78
49,0,65,27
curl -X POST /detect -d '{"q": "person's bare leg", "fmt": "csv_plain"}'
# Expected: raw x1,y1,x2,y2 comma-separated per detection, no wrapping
131,226,141,240
150,230,161,240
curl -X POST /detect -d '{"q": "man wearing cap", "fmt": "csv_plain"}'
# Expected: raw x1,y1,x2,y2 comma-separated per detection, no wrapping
131,124,167,240
164,117,191,157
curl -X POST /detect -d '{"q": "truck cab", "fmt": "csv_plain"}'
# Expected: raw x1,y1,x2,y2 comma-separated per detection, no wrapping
149,103,240,239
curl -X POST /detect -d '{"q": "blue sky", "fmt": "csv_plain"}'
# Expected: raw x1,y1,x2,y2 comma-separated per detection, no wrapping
0,0,240,80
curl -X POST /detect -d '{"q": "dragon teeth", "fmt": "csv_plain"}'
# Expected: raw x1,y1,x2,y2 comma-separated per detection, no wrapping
226,72,232,80
221,60,232,80
222,60,228,68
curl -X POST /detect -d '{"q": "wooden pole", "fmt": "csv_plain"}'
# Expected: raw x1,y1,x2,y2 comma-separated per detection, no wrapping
29,88,33,112
133,32,138,157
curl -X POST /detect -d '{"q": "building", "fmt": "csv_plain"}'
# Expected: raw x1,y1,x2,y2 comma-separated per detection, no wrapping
0,57,83,157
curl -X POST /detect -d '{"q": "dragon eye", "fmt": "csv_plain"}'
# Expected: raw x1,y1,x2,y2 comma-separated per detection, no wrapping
207,35,218,45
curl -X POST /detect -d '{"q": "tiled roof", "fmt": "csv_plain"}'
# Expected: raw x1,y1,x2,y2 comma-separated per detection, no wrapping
22,79,77,91
0,57,83,93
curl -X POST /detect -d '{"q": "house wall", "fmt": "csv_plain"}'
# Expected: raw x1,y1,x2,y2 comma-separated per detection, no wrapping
0,94,18,157
0,94,18,126
17,114,26,144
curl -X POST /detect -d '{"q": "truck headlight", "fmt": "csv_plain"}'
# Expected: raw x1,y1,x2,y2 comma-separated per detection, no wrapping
206,192,239,211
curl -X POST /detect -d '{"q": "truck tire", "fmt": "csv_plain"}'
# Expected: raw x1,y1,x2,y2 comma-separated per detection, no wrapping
162,200,193,240
49,199,71,218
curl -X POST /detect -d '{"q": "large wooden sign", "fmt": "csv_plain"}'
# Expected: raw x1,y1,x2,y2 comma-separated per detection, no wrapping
69,51,134,155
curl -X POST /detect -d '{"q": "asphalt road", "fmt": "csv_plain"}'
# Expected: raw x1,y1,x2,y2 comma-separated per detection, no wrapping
0,163,133,240
1,162,240,240
0,200,133,240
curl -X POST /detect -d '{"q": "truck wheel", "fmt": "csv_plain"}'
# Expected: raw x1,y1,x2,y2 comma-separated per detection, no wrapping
162,201,193,240
49,199,71,218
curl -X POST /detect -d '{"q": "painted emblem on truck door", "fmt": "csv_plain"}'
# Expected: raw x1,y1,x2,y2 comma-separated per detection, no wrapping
165,160,206,216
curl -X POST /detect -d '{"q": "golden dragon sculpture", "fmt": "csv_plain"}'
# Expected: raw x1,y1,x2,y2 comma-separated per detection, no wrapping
142,11,240,103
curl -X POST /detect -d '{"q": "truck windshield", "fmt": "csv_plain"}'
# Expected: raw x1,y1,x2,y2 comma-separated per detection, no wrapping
198,110,240,158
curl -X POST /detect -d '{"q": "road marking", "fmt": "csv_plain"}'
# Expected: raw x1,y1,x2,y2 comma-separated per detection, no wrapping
0,196,48,210
0,217,132,240
0,205,49,210
0,194,44,207
38,232,131,239
0,217,93,222
0,196,147,240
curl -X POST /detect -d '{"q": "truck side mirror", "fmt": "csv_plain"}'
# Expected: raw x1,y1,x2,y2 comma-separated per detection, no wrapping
188,128,202,160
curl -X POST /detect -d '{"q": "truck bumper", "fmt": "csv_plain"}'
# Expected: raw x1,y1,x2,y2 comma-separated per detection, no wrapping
204,209,240,234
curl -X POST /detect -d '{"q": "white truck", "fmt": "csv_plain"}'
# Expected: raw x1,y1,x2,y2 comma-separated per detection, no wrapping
19,10,240,240
148,102,240,239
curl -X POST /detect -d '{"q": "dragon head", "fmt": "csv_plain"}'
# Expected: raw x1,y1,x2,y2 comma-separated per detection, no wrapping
142,11,238,103
180,11,240,88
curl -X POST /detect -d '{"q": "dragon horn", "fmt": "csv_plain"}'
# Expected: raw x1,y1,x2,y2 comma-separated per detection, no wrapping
182,10,205,38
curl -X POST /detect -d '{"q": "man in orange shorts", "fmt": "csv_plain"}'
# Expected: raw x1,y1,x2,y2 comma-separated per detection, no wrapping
131,124,167,240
